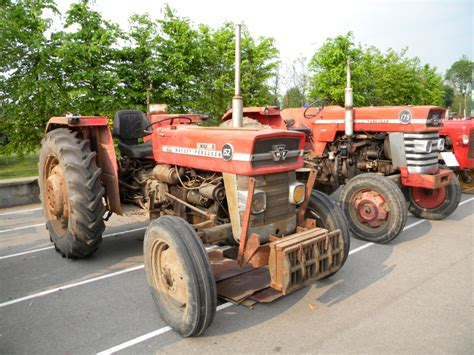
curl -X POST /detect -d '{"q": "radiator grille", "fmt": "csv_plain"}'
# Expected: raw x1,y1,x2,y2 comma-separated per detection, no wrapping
238,172,295,226
404,132,440,174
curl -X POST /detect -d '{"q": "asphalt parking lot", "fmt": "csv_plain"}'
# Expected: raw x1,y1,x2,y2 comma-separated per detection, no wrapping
1,195,473,354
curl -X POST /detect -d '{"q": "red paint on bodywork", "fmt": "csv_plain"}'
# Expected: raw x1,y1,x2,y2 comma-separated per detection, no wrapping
399,167,453,189
152,125,305,176
281,106,444,156
440,119,474,170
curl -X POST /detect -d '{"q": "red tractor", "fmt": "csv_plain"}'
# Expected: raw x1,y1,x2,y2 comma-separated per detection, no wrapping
38,26,349,337
222,63,461,244
439,117,474,193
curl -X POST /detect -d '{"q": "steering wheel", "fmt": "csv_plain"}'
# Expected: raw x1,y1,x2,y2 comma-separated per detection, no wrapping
145,116,193,131
303,99,326,119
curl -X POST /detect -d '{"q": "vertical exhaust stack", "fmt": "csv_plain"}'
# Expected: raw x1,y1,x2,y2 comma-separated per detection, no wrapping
345,58,354,137
232,24,243,128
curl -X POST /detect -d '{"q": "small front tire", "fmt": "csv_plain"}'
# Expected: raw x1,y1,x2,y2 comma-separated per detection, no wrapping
408,175,461,220
144,216,217,337
306,190,350,277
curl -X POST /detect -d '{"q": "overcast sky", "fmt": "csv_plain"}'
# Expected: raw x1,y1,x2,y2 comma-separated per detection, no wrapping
54,0,472,74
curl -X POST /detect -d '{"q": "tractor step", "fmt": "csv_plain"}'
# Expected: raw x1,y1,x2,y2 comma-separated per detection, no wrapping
269,227,344,295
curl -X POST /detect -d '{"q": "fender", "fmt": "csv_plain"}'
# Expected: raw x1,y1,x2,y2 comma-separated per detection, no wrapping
46,116,121,215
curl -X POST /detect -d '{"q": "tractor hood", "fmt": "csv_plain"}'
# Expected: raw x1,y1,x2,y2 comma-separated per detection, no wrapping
152,125,305,176
282,105,446,133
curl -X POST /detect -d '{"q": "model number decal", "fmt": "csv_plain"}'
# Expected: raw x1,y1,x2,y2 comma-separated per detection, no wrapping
197,143,216,150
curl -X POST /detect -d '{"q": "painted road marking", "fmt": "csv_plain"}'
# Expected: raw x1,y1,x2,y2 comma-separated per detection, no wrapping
95,203,474,355
2,197,473,308
0,227,148,261
0,207,42,217
97,303,233,355
0,265,145,308
0,223,45,235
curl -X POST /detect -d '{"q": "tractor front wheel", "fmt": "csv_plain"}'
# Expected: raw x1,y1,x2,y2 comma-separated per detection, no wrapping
408,175,461,220
306,190,350,278
38,128,105,258
144,216,217,337
339,173,407,244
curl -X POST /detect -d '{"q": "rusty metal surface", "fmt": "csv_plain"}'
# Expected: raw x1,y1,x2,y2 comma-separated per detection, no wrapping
237,177,256,265
208,249,254,282
248,287,284,303
216,266,270,304
297,169,318,225
269,227,344,295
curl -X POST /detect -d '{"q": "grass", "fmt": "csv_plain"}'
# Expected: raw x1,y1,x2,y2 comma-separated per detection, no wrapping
0,152,39,179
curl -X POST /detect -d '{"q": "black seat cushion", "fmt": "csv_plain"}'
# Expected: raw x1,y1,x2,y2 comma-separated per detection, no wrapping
113,110,150,145
118,140,153,159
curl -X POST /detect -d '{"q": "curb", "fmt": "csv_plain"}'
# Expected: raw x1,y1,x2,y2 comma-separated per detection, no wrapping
0,177,40,208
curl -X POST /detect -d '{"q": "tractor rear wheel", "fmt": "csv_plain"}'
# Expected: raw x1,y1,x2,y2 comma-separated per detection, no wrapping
144,216,217,337
407,175,461,220
339,173,407,244
306,190,350,278
38,128,105,258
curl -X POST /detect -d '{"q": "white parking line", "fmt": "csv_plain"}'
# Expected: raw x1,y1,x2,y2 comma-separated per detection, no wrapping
97,303,233,355
0,223,45,235
0,207,42,217
0,265,145,308
3,197,473,352
0,227,148,261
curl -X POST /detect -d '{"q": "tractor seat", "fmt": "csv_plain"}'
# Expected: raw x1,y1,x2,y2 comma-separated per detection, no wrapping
112,110,153,159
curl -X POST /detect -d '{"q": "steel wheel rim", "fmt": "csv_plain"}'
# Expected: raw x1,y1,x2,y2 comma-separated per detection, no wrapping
150,239,188,311
43,155,69,237
410,186,446,209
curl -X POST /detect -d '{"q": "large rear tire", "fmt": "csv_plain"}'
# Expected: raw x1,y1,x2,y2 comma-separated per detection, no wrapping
38,128,105,258
306,190,350,278
339,173,407,244
408,175,461,220
144,216,217,337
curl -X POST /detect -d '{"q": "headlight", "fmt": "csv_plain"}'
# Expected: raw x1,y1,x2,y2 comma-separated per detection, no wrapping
414,140,432,153
462,134,469,145
289,182,305,204
238,189,266,214
437,138,445,151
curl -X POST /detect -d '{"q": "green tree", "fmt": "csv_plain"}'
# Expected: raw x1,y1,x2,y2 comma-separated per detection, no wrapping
282,87,305,108
0,0,62,154
308,33,444,107
115,14,162,110
446,56,473,115
54,0,121,117
442,85,455,108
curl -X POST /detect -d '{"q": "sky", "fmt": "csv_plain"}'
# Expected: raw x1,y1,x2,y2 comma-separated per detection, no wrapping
53,0,473,74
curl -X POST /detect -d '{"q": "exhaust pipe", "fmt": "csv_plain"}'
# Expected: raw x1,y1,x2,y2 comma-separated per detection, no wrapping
232,24,243,128
345,58,353,137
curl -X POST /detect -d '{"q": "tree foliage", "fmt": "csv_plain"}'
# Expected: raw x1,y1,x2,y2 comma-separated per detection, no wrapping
445,55,472,115
308,33,444,107
0,0,62,154
1,2,279,154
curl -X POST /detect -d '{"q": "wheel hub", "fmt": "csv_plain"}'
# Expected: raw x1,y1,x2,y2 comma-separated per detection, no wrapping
154,243,188,307
45,166,67,218
411,186,446,209
354,191,388,227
